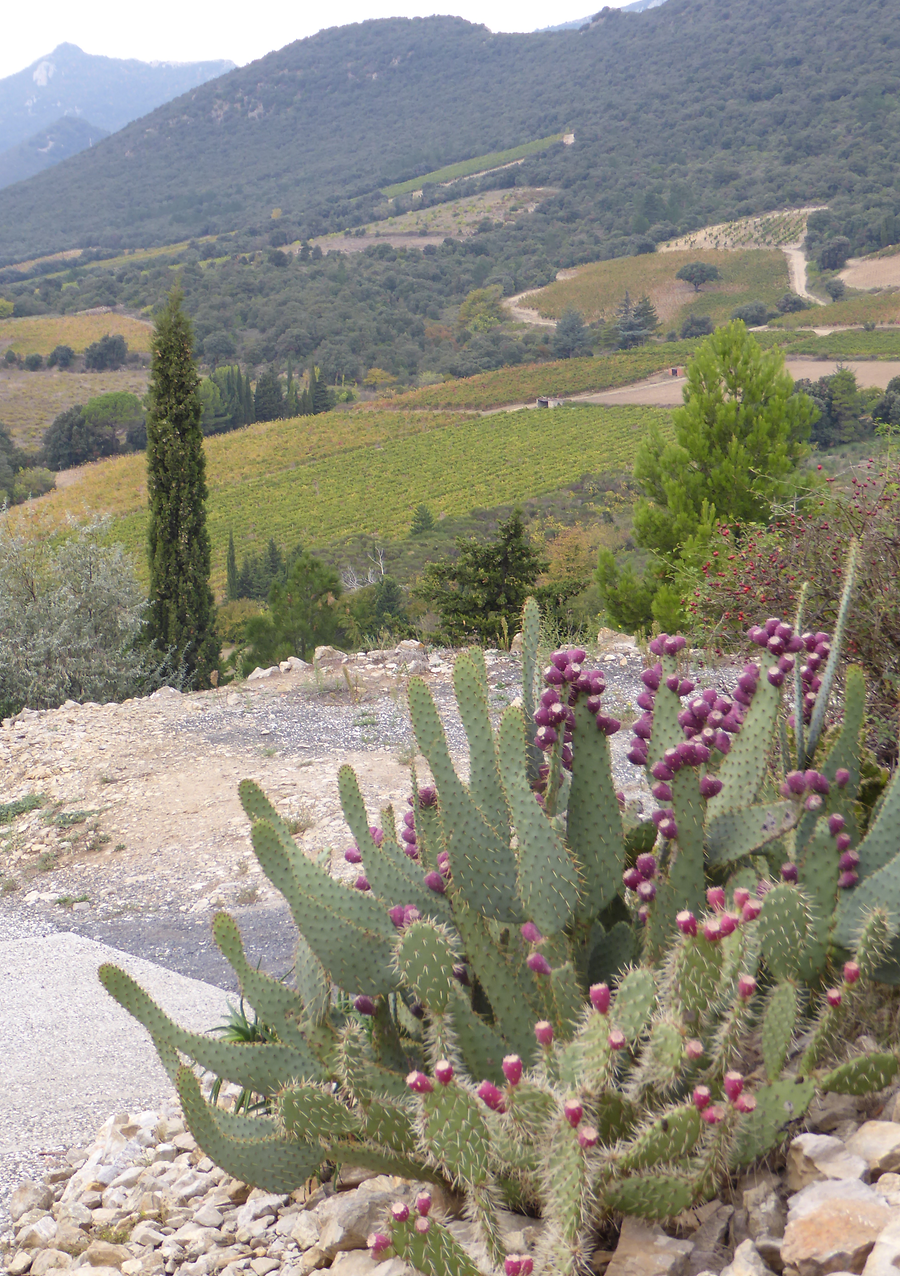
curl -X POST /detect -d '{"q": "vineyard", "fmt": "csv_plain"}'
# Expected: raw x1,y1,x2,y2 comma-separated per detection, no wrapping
774,292,900,328
785,329,900,359
518,249,791,328
320,187,554,243
0,312,153,356
381,134,564,198
660,207,821,252
9,404,672,595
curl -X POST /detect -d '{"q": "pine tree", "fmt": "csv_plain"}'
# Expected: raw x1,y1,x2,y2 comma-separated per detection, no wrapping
615,292,651,349
226,530,238,602
409,504,435,535
633,295,660,338
254,368,284,422
145,289,218,686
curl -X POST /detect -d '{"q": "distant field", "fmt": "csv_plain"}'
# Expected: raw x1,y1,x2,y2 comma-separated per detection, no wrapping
381,135,565,198
0,312,153,356
12,403,671,595
840,253,900,291
784,330,900,359
520,249,791,329
0,367,149,449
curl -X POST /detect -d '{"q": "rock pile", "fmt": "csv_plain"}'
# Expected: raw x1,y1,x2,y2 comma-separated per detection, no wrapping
7,1079,900,1276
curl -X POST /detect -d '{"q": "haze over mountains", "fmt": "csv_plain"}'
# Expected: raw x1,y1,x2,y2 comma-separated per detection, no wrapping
0,43,234,190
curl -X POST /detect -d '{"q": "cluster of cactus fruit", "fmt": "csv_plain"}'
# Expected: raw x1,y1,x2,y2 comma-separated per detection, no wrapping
100,547,900,1276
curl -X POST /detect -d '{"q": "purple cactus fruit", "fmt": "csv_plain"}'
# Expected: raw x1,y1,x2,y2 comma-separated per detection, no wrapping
839,870,859,890
676,910,698,937
636,853,658,879
735,1092,757,1114
700,728,717,749
535,726,558,750
723,1071,744,1102
781,862,798,883
785,770,808,795
533,707,552,728
369,827,384,846
843,961,861,985
767,635,785,656
505,1258,524,1276
403,905,421,925
599,716,621,736
435,1059,454,1085
540,688,559,708
718,912,738,937
707,710,725,730
738,973,758,999
574,671,594,693
345,845,363,864
706,886,726,911
703,918,723,942
826,987,842,1008
742,899,762,922
628,744,649,766
632,715,654,740
764,617,782,636
652,782,673,803
690,698,711,721
702,1104,726,1125
368,1232,391,1255
623,867,642,891
414,1217,430,1235
354,995,376,1016
590,982,611,1014
424,871,446,894
767,666,785,687
569,648,587,664
477,1080,506,1112
407,1071,433,1094
649,636,666,656
746,625,766,645
733,687,753,707
521,921,543,944
418,786,438,808
665,674,680,692
608,1028,627,1051
636,879,657,903
388,905,406,929
805,770,830,794
586,695,604,714
651,761,674,782
534,1020,554,1046
778,655,795,673
663,747,683,770
693,1085,712,1110
577,1126,599,1150
699,774,724,799
355,875,371,892
415,1191,433,1217
828,813,846,835
691,743,711,765
774,622,793,642
391,1202,410,1222
527,953,552,976
502,1055,523,1086
685,1038,704,1061
733,887,751,910
543,665,566,687
678,679,696,697
838,848,859,870
636,690,656,712
562,663,581,683
550,650,570,671
658,817,678,841
715,731,732,755
835,767,851,788
805,794,823,812
401,826,418,844
641,667,662,691
563,1098,584,1128
787,634,805,653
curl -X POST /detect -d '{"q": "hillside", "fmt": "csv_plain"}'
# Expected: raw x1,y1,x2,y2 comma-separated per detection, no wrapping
0,0,897,265
0,44,234,159
0,117,110,189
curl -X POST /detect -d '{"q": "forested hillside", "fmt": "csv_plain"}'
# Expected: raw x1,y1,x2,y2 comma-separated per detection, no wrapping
0,0,897,265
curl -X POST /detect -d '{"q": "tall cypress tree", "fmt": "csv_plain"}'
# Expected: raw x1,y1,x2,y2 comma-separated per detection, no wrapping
146,289,218,686
226,529,238,602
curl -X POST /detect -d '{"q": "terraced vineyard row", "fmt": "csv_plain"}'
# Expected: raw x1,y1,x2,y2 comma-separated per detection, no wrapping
780,329,900,359
15,404,672,595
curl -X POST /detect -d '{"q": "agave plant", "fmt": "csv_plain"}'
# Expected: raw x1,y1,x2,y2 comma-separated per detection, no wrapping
100,558,900,1275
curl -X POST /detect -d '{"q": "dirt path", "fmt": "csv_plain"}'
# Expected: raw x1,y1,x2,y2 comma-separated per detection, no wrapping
782,242,822,304
505,286,557,327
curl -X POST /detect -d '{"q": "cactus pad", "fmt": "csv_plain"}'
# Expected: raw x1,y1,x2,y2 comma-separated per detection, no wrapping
394,919,459,1013
758,883,811,980
602,1174,695,1220
818,1053,899,1095
620,1105,702,1172
761,982,799,1081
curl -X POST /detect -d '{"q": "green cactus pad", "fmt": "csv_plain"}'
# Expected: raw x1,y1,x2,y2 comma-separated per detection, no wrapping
408,678,522,923
595,1090,638,1144
389,1215,484,1276
567,700,625,917
818,1053,899,1095
667,767,707,921
833,764,900,948
420,1082,493,1185
588,921,639,987
176,1066,324,1192
453,649,510,839
279,1084,361,1142
359,1099,420,1155
394,919,459,1013
497,706,579,937
619,1104,702,1172
612,967,657,1043
251,819,400,997
544,1121,587,1255
602,1174,695,1220
521,597,544,784
548,963,585,1041
796,820,841,980
447,987,507,1085
453,901,542,1063
337,1025,411,1103
646,1019,686,1089
674,935,724,1021
99,964,324,1091
239,778,291,835
647,665,687,770
758,883,811,981
706,802,798,866
761,982,799,1081
730,1077,816,1167
293,933,332,1025
210,913,308,1042
708,675,780,817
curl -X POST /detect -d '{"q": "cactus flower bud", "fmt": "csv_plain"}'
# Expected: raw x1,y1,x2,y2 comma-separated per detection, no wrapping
723,1071,744,1101
826,987,842,1008
699,774,723,798
839,870,859,889
742,899,762,921
835,768,851,788
590,983,611,1014
368,1232,392,1255
685,1038,704,1060
527,953,552,976
435,1059,454,1085
407,1071,433,1094
345,845,363,863
608,1028,627,1051
521,922,543,944
735,1093,757,1114
354,995,376,1016
693,1085,712,1110
414,1216,431,1235
477,1080,506,1112
577,1126,599,1149
535,1020,554,1046
733,887,751,910
676,910,698,937
781,862,798,883
623,867,642,891
738,973,758,999
391,1202,410,1222
414,1192,432,1217
836,833,852,853
564,1099,583,1128
706,886,726,911
502,1055,523,1086
424,871,446,894
636,879,657,903
843,961,861,985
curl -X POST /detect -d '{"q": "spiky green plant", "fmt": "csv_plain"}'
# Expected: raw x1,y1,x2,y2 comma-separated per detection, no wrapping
100,564,900,1276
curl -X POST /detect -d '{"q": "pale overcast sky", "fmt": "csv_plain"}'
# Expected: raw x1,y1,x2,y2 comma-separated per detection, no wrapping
0,0,634,81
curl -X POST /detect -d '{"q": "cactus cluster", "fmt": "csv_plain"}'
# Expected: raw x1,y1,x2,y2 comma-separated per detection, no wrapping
100,558,900,1275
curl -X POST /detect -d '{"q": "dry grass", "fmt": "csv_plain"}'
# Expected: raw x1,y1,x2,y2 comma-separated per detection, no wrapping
839,256,900,290
520,249,790,328
0,367,149,449
0,312,153,357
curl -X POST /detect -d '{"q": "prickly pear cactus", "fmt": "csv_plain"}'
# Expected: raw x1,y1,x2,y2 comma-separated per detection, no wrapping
100,570,900,1276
